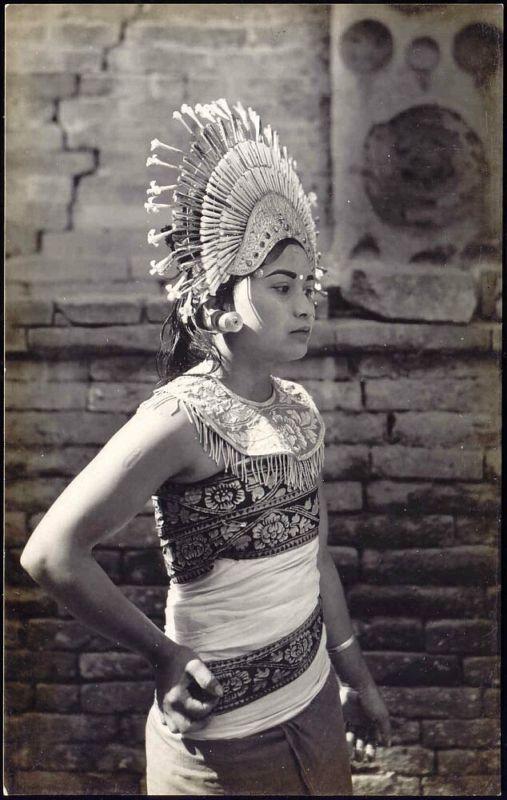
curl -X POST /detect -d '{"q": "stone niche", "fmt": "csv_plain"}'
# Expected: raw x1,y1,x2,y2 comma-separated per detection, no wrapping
327,4,502,323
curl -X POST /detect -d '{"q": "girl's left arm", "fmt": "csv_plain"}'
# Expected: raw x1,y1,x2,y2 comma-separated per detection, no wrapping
317,481,392,747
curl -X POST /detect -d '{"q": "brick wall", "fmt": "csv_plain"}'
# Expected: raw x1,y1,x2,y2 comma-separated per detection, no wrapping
5,4,501,796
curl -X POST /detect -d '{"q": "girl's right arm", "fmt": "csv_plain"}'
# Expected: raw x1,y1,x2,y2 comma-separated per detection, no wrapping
20,400,222,733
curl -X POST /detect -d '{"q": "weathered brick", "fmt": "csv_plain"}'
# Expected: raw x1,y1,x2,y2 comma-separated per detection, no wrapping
35,684,80,712
5,382,88,411
364,652,460,687
7,711,118,744
94,550,122,584
371,446,483,481
391,412,498,448
299,379,362,411
484,447,501,481
356,618,424,651
121,550,167,585
121,586,167,617
366,481,499,516
55,297,143,325
81,681,154,713
95,743,146,773
328,514,454,549
322,411,386,444
463,657,500,687
323,445,369,480
381,687,482,719
88,382,152,413
5,71,77,101
328,547,358,584
5,512,28,547
426,620,498,656
422,775,500,796
145,298,171,324
5,683,34,713
6,359,89,383
5,651,77,682
276,356,350,381
323,481,363,512
374,745,434,775
341,266,477,323
28,324,160,353
437,748,500,776
9,770,140,795
6,478,69,511
6,411,127,446
6,585,58,618
26,619,109,652
79,652,152,680
6,446,99,478
483,688,500,718
455,516,499,545
421,719,500,749
119,714,147,745
390,718,420,745
7,299,54,326
90,354,158,382
365,376,499,413
357,353,498,380
362,547,497,586
348,584,487,620
352,774,420,795
5,325,27,353
5,619,25,648
333,320,491,353
105,515,158,548
10,741,99,771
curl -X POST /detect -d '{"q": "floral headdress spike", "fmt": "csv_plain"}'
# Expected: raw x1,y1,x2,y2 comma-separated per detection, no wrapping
145,99,325,314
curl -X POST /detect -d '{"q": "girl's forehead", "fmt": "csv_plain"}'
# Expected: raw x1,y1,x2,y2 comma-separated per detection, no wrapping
262,244,312,277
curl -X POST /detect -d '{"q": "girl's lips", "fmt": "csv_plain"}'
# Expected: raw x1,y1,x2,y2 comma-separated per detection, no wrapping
290,327,311,334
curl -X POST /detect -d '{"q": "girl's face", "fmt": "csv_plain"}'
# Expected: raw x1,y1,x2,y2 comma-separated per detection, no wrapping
229,243,317,364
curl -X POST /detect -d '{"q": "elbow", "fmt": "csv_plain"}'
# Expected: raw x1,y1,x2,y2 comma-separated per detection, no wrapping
20,544,51,583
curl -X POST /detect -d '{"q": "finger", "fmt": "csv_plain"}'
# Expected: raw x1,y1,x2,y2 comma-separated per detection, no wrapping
166,686,216,721
377,714,392,747
185,659,224,698
164,709,207,735
365,743,376,762
345,731,355,759
354,738,365,762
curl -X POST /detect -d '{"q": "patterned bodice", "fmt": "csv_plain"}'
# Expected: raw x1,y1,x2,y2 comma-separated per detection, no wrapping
153,463,320,584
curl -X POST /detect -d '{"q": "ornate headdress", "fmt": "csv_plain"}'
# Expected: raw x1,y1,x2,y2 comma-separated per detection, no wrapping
145,99,324,322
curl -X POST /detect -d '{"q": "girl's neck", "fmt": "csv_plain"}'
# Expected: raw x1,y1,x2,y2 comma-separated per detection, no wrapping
215,358,275,404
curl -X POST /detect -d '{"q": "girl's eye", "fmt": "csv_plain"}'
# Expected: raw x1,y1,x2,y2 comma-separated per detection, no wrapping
305,287,316,299
273,285,290,294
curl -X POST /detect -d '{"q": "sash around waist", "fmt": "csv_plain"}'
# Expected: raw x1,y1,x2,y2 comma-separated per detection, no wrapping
203,599,323,715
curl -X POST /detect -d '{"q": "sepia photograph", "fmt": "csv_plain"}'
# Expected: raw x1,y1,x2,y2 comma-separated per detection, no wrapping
4,3,502,796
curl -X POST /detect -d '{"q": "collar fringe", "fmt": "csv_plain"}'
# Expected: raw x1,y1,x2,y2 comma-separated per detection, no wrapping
183,400,325,491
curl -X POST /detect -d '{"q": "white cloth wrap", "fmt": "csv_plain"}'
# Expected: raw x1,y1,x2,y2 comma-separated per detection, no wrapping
164,537,331,739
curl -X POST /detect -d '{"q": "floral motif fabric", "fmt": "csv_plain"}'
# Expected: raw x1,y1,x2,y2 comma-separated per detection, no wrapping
207,601,323,714
153,467,320,584
139,370,325,491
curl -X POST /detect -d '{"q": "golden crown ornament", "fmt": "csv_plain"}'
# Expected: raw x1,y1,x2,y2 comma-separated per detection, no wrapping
145,99,325,321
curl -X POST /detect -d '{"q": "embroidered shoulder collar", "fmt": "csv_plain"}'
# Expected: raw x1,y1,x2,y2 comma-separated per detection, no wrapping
143,369,325,489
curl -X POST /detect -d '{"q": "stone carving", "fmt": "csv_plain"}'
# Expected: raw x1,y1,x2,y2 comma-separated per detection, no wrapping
339,19,393,74
363,104,489,230
405,37,440,90
453,23,503,87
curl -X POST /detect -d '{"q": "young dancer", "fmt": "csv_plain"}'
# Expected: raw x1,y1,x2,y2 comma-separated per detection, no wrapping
21,100,391,795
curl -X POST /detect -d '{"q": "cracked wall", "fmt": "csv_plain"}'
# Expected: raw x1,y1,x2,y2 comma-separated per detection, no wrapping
5,3,332,299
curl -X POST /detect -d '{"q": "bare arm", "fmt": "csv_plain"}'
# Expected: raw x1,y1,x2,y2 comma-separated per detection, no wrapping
21,400,222,732
317,481,391,749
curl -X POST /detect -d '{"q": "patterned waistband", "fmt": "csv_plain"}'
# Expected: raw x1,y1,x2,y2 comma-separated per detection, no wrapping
205,600,323,715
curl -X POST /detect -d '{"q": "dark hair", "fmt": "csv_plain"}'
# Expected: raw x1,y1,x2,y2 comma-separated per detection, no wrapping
155,237,306,385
